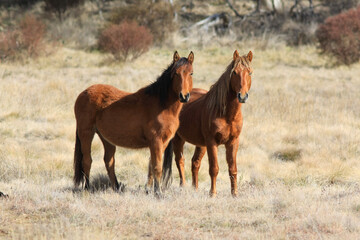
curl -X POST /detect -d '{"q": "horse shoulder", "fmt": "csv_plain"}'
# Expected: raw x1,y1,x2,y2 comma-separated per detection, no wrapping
228,117,243,140
145,113,179,147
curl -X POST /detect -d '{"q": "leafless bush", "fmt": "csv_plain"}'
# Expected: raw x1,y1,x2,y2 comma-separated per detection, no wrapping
98,21,153,61
0,15,46,62
316,7,360,65
110,0,176,44
283,21,317,46
19,15,46,57
0,31,21,62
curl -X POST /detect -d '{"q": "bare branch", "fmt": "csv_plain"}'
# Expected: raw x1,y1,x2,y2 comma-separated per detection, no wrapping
225,0,244,18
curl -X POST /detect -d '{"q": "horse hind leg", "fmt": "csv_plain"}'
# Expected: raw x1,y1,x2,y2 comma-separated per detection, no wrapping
98,134,120,191
77,128,95,190
191,146,206,190
173,134,186,187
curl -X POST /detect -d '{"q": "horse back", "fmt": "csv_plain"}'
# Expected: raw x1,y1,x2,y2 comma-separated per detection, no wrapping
80,84,129,110
189,88,208,103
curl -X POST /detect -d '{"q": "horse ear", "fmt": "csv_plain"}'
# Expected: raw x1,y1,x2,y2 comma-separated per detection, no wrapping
173,51,180,63
187,51,194,64
233,50,239,61
247,51,253,62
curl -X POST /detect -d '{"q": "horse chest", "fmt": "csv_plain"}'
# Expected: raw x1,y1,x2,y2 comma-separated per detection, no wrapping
213,120,242,145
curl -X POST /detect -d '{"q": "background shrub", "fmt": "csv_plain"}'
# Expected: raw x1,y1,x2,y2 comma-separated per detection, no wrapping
19,15,46,57
0,31,21,62
316,7,360,65
0,15,46,62
110,0,176,44
98,21,153,61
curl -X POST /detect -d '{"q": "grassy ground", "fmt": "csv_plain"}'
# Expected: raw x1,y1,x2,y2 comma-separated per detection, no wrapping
0,41,360,239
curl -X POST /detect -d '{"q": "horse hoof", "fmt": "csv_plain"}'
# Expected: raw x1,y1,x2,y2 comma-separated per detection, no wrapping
118,182,126,193
154,191,164,199
0,192,9,198
209,191,217,198
144,184,152,195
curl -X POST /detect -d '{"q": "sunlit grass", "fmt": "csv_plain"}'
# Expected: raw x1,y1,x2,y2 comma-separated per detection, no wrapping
0,40,360,239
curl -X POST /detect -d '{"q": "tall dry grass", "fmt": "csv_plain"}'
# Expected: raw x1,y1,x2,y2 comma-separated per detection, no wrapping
0,40,360,239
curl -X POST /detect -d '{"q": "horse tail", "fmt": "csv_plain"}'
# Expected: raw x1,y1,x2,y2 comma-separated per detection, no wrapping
161,139,174,190
73,129,84,187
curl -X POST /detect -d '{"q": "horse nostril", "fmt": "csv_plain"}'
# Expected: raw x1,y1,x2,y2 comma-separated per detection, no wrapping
179,93,190,103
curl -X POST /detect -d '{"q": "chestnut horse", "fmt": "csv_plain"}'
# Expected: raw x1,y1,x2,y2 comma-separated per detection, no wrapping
74,51,194,196
162,50,253,197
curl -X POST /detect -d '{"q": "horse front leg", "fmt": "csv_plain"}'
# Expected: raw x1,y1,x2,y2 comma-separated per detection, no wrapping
173,134,186,187
225,138,239,197
206,144,219,197
149,141,164,198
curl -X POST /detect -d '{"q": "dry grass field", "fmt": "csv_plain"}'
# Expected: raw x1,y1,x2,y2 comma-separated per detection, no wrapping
1,39,360,239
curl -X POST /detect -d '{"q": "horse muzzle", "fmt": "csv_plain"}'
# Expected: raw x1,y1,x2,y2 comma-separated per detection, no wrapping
179,92,190,103
237,92,248,103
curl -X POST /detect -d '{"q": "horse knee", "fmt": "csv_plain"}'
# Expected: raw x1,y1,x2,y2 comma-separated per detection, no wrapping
209,166,219,177
152,164,162,178
228,166,237,176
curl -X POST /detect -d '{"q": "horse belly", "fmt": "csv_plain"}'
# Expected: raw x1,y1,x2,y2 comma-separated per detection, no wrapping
177,118,205,147
103,131,147,149
95,109,148,149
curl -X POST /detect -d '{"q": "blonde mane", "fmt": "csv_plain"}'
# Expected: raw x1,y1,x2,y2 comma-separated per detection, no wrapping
205,55,251,121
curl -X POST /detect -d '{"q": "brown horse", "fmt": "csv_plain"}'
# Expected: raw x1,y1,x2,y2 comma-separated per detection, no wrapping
73,51,194,196
162,50,253,197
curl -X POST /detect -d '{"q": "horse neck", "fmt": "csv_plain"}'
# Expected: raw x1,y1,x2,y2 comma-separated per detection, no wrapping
225,90,242,123
164,92,183,117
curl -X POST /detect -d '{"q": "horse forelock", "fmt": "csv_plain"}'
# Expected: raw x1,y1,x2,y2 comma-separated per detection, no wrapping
172,57,189,74
145,57,190,107
206,55,251,121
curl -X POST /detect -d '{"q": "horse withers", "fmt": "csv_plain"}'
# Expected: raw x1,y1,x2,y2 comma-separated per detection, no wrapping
162,50,253,197
73,51,194,197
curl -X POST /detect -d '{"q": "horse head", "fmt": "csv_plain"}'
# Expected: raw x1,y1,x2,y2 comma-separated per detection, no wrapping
230,50,253,103
171,51,194,103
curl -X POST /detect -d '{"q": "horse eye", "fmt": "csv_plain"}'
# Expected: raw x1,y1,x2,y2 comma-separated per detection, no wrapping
190,72,193,76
